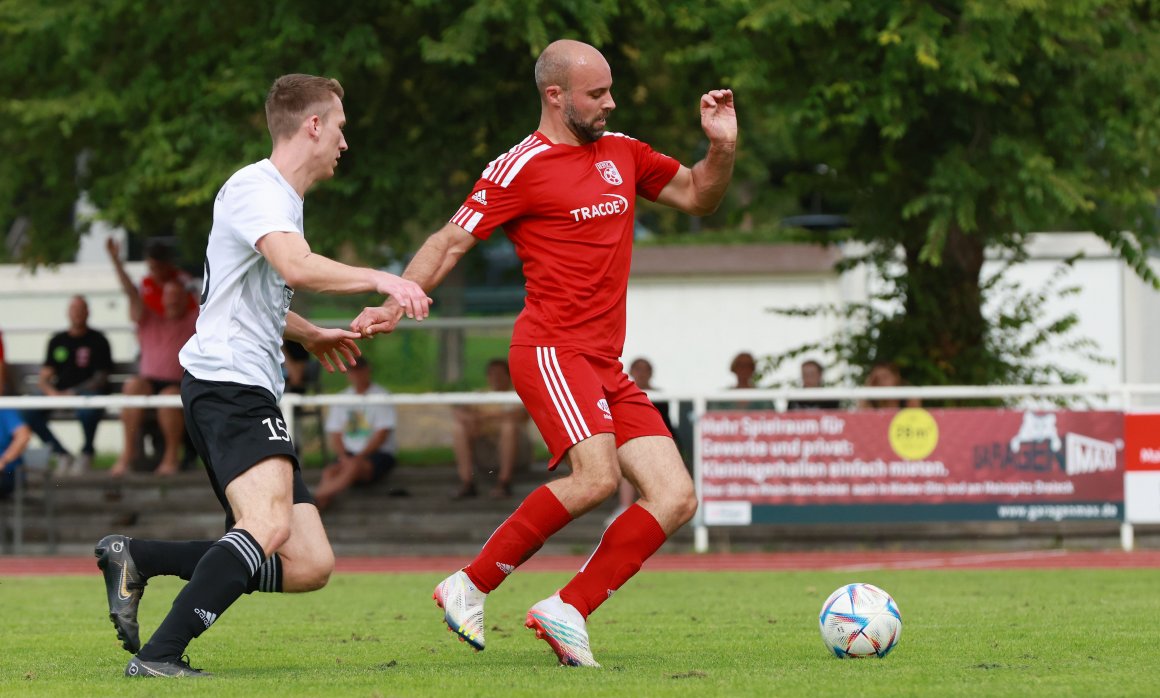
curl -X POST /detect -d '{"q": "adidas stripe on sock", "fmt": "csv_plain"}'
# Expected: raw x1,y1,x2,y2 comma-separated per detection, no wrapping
137,528,265,661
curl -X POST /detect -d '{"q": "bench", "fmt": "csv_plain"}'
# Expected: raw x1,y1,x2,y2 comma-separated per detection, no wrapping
5,360,141,411
3,360,197,472
5,359,323,470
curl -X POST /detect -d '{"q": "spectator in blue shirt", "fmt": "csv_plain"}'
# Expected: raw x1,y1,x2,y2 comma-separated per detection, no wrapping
0,409,32,498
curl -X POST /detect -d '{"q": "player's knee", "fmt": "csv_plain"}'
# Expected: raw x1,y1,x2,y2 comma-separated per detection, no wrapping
674,487,698,525
658,480,698,525
586,471,621,504
301,549,335,591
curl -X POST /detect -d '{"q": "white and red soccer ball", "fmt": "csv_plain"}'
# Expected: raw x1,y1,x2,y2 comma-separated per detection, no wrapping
818,582,902,658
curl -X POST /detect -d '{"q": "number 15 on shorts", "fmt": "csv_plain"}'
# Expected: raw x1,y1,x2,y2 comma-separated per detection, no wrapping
262,417,291,442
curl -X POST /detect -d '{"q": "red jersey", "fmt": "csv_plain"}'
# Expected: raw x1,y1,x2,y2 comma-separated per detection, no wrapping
141,271,198,316
452,131,680,357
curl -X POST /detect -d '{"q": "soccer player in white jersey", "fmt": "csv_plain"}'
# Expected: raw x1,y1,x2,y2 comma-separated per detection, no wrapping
94,74,431,678
353,40,736,667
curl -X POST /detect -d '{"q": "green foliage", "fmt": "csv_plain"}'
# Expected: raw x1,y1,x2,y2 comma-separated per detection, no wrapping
0,0,739,266
763,256,1112,402
5,1,1160,385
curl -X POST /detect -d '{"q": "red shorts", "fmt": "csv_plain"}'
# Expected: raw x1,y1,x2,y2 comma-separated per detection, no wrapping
508,345,671,468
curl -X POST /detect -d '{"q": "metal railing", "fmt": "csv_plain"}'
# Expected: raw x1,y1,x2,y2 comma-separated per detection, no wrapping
3,382,1157,554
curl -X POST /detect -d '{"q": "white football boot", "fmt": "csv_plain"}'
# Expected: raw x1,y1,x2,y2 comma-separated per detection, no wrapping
525,594,600,667
433,570,487,650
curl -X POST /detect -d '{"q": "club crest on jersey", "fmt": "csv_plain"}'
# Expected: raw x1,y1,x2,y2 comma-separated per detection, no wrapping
282,285,294,313
595,160,623,186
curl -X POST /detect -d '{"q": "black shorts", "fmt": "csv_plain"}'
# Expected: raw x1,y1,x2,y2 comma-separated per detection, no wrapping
144,377,181,394
181,372,314,528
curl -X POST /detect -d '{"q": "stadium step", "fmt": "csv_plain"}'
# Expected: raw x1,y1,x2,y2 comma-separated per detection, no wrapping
5,464,1140,557
5,464,659,556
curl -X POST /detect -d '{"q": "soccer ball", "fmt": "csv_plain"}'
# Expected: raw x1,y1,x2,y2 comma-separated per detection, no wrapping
818,582,902,658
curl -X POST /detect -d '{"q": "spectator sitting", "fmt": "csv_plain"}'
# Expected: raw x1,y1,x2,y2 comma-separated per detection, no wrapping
314,356,401,510
21,295,112,476
106,238,199,476
713,351,775,410
857,360,922,409
787,359,842,410
282,339,314,394
139,237,198,316
0,408,32,499
451,358,532,500
0,326,8,395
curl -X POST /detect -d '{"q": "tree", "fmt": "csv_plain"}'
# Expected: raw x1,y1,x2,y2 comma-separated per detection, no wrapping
698,0,1160,386
0,0,723,265
4,1,1159,387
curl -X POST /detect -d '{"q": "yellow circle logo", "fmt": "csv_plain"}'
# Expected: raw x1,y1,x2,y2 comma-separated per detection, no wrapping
888,408,939,460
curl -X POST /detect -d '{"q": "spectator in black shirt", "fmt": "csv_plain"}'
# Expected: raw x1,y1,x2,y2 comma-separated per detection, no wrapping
21,295,112,475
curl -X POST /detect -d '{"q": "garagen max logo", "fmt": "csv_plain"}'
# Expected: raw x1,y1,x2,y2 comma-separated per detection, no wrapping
973,412,1117,475
974,412,1065,473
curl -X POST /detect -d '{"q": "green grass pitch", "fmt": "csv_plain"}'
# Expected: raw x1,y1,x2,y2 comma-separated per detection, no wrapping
2,568,1154,696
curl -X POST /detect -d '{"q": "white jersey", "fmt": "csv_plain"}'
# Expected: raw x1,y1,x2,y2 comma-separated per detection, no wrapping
180,159,302,397
324,384,398,455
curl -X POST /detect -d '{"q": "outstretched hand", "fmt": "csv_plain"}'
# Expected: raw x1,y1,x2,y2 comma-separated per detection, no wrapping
351,303,406,337
303,327,363,373
700,89,737,147
378,274,433,321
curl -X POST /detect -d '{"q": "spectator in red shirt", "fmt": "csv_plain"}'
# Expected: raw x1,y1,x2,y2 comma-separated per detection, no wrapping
107,239,198,476
139,238,197,316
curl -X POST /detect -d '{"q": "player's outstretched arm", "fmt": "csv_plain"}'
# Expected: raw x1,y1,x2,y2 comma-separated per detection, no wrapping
655,88,737,217
351,222,477,336
284,311,362,373
257,232,432,319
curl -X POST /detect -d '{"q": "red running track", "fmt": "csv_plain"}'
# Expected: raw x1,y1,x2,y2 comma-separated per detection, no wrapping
2,549,1158,577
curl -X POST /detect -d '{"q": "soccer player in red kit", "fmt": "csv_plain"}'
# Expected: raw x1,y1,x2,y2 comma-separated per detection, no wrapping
352,39,736,667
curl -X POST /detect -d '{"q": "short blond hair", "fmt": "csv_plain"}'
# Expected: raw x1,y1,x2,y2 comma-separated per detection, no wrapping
264,74,345,142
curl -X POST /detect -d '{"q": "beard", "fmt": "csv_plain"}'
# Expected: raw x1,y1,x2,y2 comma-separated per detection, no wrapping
563,98,606,144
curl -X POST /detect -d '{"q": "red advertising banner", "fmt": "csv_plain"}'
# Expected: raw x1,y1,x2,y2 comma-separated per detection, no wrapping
1124,413,1160,523
699,409,1123,524
1124,413,1160,471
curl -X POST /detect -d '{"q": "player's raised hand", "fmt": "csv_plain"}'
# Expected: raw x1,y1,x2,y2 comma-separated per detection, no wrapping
351,303,405,337
700,89,737,147
303,327,363,373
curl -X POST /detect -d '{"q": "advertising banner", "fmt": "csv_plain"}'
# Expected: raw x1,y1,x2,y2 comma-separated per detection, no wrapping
1124,413,1160,523
699,409,1123,525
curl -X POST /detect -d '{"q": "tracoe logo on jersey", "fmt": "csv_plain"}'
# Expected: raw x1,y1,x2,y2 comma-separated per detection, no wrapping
570,194,629,222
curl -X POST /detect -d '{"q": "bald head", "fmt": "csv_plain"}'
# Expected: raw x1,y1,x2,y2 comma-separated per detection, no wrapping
535,40,609,96
534,40,616,144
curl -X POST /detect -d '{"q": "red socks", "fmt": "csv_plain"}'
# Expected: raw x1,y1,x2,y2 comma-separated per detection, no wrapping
464,485,572,593
559,504,667,618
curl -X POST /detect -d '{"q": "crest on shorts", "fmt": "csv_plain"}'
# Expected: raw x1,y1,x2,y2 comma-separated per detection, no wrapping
597,398,612,420
595,160,623,186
